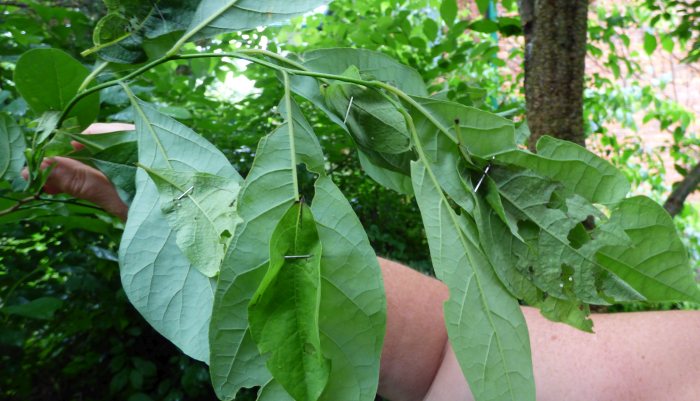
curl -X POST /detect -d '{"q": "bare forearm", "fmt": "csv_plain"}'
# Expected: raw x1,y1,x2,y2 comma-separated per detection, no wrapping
378,258,700,401
377,258,449,401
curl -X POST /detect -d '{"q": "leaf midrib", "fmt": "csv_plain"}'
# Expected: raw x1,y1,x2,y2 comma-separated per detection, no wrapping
596,251,698,301
141,167,219,236
418,163,519,401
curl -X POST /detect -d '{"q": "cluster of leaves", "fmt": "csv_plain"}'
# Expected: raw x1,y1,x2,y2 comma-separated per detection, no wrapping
0,2,224,400
3,1,700,401
644,0,700,63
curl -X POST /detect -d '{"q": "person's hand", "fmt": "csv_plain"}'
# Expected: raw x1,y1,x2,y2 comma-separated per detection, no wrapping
23,123,133,221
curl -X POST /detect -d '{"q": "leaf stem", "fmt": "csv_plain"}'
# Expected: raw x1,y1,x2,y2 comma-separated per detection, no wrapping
235,48,310,72
58,55,174,127
0,193,40,217
77,61,109,92
283,71,300,202
400,91,520,398
56,50,456,146
121,83,173,168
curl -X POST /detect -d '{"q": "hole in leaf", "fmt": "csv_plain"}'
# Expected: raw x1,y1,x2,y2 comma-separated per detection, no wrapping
567,223,590,250
297,163,317,202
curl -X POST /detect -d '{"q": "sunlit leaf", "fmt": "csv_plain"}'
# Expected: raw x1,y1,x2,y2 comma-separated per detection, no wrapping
643,32,658,55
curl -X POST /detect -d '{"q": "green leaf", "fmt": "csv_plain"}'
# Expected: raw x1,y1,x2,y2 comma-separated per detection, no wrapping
85,0,196,63
210,99,325,399
484,177,522,242
496,136,630,204
120,96,240,363
514,121,530,146
324,66,411,154
0,113,26,182
71,129,135,153
643,32,658,55
34,111,61,146
186,0,328,40
1,297,63,320
248,202,330,401
538,297,592,333
14,48,99,128
141,168,242,277
440,0,458,27
473,193,540,304
411,96,517,158
158,106,193,120
409,97,517,212
597,196,700,303
661,35,675,53
491,168,643,305
470,19,499,34
358,150,413,195
70,134,137,203
288,48,427,128
411,161,535,401
311,176,386,401
88,11,148,63
423,18,439,41
476,0,490,15
91,141,138,204
283,48,425,188
258,380,295,401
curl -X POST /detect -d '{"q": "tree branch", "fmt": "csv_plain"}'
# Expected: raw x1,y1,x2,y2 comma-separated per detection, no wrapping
0,194,40,217
664,160,700,217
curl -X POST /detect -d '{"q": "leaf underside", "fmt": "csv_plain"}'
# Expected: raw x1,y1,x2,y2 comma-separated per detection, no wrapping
120,97,240,363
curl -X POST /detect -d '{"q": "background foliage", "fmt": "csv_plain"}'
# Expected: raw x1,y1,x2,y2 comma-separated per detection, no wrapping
1,0,698,400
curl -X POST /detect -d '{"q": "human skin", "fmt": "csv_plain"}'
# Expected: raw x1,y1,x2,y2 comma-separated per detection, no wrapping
382,259,700,401
39,124,700,401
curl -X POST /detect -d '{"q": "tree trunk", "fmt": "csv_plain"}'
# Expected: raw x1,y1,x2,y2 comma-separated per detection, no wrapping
664,161,700,217
519,0,589,150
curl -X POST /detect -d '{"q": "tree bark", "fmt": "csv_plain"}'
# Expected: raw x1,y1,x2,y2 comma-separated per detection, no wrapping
519,0,589,150
664,161,700,217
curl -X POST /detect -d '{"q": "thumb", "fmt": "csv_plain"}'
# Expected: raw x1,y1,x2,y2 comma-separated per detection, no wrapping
42,157,128,220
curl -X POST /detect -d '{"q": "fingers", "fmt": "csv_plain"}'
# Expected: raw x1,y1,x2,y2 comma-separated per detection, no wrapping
20,122,134,221
82,122,135,134
71,122,136,151
49,157,128,220
39,157,128,221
